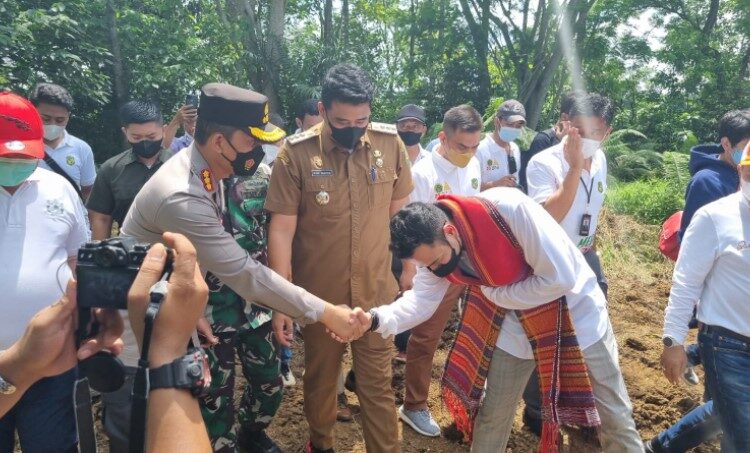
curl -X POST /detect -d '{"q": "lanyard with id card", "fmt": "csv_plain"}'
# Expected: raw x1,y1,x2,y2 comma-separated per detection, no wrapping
579,176,595,236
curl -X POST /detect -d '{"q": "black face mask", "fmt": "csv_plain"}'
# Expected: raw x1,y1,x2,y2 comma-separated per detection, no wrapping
329,122,367,149
429,243,461,278
131,139,162,158
398,131,422,147
223,138,265,177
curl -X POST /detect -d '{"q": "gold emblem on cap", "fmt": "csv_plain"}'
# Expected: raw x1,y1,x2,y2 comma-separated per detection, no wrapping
375,157,384,168
312,156,323,169
373,150,382,158
316,190,330,206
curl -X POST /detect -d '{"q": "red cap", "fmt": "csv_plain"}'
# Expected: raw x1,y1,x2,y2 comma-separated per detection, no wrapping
0,92,44,159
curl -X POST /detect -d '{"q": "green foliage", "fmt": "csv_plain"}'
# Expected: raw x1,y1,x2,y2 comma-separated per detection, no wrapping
606,178,684,225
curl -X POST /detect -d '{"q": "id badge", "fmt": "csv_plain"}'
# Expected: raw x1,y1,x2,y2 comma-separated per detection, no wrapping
579,213,592,237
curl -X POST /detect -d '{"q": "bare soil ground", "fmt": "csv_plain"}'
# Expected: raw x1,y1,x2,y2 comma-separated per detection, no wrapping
266,209,720,452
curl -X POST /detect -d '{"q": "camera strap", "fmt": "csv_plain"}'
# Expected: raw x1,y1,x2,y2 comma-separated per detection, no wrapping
129,281,167,453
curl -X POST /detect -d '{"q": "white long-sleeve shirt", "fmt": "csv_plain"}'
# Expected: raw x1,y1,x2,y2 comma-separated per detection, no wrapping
373,187,609,359
663,192,750,343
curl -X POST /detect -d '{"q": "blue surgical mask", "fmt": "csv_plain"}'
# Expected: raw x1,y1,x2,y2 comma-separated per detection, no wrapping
732,148,744,165
0,157,38,186
498,126,522,143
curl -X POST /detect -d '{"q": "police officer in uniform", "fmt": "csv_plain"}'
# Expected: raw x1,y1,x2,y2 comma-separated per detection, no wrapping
120,86,364,448
266,64,413,453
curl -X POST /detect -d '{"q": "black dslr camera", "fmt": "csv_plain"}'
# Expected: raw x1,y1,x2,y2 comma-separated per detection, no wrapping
75,237,173,392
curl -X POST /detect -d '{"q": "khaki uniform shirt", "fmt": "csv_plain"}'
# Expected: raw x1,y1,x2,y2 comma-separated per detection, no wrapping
120,143,326,323
265,122,413,310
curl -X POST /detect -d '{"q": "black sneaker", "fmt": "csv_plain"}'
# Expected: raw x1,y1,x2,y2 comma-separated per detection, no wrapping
305,441,334,453
344,369,356,393
238,429,283,453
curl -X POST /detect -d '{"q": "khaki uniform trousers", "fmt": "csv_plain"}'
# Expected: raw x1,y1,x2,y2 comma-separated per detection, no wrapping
303,323,399,452
404,284,465,411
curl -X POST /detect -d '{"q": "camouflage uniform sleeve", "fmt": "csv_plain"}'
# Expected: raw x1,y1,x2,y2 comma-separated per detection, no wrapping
154,192,325,324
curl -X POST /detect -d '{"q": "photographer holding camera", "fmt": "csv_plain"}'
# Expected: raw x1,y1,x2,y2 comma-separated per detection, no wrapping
2,232,219,453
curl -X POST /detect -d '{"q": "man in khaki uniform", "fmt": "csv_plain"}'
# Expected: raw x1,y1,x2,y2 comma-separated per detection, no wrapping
266,64,413,453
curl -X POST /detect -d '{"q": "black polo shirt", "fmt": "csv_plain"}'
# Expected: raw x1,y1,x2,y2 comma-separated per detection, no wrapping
87,149,171,225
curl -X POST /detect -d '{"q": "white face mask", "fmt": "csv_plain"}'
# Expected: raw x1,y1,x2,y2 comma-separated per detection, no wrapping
581,138,601,159
262,144,279,165
43,124,64,141
741,178,750,202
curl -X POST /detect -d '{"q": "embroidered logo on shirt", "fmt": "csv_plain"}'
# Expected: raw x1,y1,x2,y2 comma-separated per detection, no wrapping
736,241,749,251
598,181,604,193
200,169,214,192
486,159,499,171
434,183,443,194
45,199,65,218
66,155,75,166
471,178,479,189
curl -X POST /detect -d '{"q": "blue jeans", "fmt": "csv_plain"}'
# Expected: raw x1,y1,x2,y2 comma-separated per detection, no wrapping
700,327,750,452
279,345,292,366
653,400,720,452
0,368,78,453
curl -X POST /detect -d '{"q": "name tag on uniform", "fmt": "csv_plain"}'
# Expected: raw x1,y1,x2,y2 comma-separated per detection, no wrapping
312,169,334,177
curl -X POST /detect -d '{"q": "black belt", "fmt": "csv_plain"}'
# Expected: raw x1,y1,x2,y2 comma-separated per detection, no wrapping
700,324,750,345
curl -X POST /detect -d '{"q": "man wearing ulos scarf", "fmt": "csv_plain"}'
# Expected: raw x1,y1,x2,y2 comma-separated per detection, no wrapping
346,189,642,452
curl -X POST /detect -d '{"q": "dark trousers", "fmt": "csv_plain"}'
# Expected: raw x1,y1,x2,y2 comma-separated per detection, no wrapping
523,249,608,421
0,368,78,453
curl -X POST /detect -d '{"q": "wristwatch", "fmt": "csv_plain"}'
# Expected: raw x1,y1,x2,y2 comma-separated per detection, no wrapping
0,374,17,395
149,348,212,397
662,336,680,348
368,309,380,333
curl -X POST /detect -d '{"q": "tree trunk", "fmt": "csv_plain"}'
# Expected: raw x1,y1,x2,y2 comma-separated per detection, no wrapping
105,0,126,111
264,0,285,111
323,0,333,50
457,0,491,112
341,0,349,49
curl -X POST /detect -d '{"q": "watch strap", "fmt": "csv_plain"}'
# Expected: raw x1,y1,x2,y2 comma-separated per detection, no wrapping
149,357,193,390
368,309,380,332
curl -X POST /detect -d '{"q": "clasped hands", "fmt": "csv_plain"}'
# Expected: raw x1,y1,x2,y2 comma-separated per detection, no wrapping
274,306,376,345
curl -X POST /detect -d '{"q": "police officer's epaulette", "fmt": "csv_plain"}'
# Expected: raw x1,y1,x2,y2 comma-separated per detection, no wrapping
369,122,398,135
286,129,318,145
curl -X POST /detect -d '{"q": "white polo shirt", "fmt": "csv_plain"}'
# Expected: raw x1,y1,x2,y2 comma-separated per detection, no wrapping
410,145,430,166
373,187,609,359
526,141,607,253
475,134,521,184
39,130,97,187
664,192,750,343
410,149,481,203
0,167,90,348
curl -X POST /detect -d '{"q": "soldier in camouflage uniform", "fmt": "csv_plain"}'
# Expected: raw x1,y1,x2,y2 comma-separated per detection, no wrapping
199,163,284,453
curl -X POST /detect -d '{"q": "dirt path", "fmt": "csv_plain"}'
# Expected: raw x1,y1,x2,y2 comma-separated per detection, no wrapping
266,210,720,452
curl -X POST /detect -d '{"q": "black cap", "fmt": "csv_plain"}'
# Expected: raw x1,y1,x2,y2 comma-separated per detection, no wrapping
198,83,285,143
497,100,526,123
396,104,427,125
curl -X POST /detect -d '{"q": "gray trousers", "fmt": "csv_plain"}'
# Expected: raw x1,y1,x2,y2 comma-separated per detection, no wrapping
100,366,137,453
471,322,642,453
524,249,608,419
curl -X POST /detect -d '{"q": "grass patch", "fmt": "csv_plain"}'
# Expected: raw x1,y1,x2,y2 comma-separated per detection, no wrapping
606,178,684,225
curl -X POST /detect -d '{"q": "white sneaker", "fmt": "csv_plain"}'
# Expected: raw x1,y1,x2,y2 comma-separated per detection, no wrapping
398,405,441,437
281,365,296,387
684,366,699,386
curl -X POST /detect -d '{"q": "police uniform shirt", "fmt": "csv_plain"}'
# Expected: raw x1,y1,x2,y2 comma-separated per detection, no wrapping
120,142,326,323
474,134,521,184
264,121,413,310
526,140,607,253
410,148,481,203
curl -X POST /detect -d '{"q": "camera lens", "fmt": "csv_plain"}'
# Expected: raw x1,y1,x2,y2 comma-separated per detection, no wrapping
94,245,127,268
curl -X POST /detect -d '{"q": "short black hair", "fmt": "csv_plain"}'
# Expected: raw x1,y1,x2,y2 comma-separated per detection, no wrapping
443,104,483,136
569,93,615,126
296,99,320,121
719,110,750,147
119,100,163,127
194,117,241,145
29,83,74,112
390,202,450,260
560,90,585,116
321,64,374,108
